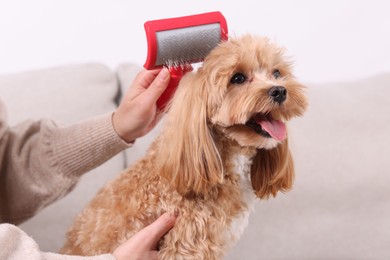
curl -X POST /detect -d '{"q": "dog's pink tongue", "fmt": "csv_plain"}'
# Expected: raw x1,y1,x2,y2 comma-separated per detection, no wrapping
257,117,287,141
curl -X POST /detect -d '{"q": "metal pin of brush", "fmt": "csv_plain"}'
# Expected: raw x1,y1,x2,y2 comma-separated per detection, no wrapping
143,11,228,111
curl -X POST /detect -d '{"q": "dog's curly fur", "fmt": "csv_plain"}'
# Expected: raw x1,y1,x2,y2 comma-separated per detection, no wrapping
61,35,307,259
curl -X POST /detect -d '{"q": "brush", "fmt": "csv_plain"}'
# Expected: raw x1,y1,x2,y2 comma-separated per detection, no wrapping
143,11,228,110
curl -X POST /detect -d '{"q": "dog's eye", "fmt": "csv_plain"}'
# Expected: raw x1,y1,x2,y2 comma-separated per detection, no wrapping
272,69,281,79
230,73,247,85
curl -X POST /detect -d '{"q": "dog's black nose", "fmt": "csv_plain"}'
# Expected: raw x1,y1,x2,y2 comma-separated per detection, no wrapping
269,86,287,104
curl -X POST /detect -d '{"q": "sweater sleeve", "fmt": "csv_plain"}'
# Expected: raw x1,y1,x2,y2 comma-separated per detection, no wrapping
0,100,132,224
0,224,116,260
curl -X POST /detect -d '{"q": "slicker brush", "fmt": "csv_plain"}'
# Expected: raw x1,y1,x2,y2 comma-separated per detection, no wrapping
143,11,228,110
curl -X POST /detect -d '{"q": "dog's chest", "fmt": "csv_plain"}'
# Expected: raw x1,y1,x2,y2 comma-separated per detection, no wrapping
224,153,257,246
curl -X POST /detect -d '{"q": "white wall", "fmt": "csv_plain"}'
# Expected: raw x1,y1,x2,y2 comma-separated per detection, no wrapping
1,0,389,83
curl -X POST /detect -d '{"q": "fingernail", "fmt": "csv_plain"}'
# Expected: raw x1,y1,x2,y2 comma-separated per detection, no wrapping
173,208,179,217
158,68,170,81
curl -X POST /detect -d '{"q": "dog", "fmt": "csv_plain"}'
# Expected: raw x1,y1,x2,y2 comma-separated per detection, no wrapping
61,34,307,259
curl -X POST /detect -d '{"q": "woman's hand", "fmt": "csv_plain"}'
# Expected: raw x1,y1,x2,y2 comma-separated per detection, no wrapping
112,68,170,143
112,212,177,260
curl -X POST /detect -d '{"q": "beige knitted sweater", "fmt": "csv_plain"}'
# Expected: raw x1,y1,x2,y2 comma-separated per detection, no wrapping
0,100,131,259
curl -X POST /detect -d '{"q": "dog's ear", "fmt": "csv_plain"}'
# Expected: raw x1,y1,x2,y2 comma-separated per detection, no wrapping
157,73,223,195
251,138,294,199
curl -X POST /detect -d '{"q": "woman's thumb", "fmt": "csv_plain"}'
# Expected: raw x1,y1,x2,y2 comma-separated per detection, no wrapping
138,212,177,249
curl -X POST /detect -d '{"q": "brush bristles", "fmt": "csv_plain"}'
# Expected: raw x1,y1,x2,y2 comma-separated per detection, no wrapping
155,23,221,67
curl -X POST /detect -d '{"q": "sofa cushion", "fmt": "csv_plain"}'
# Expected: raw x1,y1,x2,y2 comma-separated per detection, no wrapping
0,63,125,252
0,63,120,124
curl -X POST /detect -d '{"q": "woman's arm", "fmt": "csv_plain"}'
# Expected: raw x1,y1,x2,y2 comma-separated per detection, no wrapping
0,108,130,224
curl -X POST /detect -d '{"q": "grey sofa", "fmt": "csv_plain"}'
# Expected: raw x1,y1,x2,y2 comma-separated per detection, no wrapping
0,63,389,259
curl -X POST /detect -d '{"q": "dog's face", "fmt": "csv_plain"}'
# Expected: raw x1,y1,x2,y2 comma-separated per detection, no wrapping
159,35,307,197
199,34,307,149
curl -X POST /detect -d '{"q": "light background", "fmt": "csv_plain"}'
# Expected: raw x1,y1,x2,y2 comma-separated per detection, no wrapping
1,0,389,83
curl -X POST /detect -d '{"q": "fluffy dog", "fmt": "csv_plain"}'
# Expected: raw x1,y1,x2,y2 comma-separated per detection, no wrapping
61,35,307,259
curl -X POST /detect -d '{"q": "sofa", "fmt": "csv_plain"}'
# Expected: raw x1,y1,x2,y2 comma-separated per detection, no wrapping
0,63,389,259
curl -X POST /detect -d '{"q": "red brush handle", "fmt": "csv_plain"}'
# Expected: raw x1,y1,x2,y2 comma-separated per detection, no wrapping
157,65,193,111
